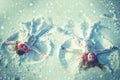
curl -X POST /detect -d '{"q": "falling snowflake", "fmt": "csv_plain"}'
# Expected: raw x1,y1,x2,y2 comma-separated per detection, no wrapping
1,26,4,30
93,10,96,13
29,3,33,6
90,3,93,6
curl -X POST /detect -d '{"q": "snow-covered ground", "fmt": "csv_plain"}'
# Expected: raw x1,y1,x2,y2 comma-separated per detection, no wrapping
0,0,120,80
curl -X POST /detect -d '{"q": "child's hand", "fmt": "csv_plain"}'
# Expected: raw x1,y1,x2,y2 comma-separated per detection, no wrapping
39,53,47,59
111,46,118,50
4,40,11,44
102,66,107,71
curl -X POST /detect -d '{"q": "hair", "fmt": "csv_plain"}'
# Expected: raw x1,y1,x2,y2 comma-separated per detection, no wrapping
15,41,25,56
16,49,25,56
80,55,105,71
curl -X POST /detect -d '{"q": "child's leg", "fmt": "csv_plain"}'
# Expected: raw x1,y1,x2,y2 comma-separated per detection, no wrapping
28,26,52,45
31,18,41,34
26,35,37,46
34,26,52,39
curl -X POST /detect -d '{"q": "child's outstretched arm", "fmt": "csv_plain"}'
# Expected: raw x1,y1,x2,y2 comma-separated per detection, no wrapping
26,35,37,46
96,62,106,71
4,40,21,45
61,46,82,56
30,46,46,59
4,40,16,45
31,47,41,55
95,46,118,55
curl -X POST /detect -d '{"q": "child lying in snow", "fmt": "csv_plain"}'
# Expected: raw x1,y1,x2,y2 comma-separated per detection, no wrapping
3,21,52,58
4,35,46,59
4,26,53,58
61,40,118,73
